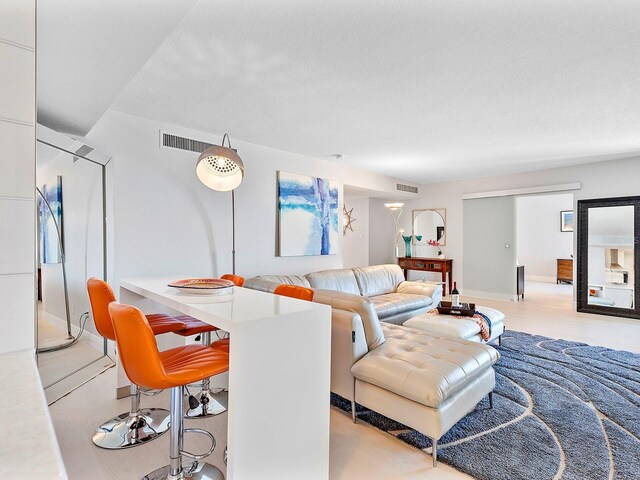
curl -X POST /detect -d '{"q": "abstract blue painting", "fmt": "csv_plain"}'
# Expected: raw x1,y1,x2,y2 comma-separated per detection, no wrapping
38,176,64,264
278,172,339,256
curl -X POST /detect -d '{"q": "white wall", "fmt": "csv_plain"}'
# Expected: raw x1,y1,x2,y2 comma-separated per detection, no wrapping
342,197,369,268
516,193,574,282
387,156,640,297
84,110,405,288
0,0,36,354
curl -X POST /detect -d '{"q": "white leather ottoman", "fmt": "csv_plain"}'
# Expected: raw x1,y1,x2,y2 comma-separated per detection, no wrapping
403,306,505,344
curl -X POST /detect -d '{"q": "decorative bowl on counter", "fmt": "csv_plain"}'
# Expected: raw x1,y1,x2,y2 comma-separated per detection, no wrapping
167,278,234,295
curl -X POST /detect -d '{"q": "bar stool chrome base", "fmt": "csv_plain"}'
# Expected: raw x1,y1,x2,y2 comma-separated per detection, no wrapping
186,330,227,419
186,388,226,418
93,408,170,449
142,461,224,480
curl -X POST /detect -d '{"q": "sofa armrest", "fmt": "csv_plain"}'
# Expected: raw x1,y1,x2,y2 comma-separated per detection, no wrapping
243,277,280,293
397,281,443,299
312,289,385,350
330,308,368,400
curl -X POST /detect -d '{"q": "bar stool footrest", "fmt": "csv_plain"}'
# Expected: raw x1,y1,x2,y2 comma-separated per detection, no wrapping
181,428,216,460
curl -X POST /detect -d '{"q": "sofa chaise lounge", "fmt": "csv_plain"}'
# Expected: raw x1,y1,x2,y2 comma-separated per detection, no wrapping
244,266,500,465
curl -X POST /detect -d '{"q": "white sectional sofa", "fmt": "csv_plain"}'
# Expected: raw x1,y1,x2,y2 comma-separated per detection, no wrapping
245,265,500,466
244,264,443,324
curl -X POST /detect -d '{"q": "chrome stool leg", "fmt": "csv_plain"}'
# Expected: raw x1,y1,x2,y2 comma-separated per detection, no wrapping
143,386,224,480
93,383,170,449
186,331,226,418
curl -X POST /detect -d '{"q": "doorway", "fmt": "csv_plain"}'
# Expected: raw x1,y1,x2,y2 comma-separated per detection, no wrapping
515,192,574,309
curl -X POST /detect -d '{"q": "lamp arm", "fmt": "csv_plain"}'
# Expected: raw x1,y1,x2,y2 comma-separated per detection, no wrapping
36,187,73,338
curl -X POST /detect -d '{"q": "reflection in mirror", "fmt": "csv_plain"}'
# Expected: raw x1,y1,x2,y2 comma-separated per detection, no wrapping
587,206,635,309
36,135,113,403
412,209,446,245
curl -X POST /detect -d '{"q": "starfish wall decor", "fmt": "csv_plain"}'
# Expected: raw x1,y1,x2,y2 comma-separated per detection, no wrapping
343,205,356,235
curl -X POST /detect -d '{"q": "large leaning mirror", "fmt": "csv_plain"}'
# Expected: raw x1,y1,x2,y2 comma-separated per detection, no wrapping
577,196,640,319
36,125,114,404
412,208,446,245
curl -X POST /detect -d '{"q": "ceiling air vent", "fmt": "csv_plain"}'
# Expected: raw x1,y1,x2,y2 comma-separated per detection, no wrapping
161,131,213,153
396,183,418,194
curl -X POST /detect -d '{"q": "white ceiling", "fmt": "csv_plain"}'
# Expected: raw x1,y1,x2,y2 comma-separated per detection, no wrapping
37,0,198,136
39,0,640,184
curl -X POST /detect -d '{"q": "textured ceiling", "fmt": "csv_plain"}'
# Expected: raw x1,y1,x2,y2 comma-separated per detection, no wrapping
42,0,640,183
37,0,198,136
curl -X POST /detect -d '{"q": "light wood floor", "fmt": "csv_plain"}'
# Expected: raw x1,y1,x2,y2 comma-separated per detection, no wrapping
37,315,105,389
48,282,640,479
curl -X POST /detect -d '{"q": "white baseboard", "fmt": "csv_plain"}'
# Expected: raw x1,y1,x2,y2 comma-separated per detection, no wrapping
525,275,557,284
463,289,519,303
41,312,110,353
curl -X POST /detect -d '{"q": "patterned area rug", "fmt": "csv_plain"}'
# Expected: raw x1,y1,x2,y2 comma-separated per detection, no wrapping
331,330,640,480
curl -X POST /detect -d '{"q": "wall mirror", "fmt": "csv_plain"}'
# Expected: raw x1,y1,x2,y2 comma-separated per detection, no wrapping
36,126,114,404
412,208,446,245
577,196,640,319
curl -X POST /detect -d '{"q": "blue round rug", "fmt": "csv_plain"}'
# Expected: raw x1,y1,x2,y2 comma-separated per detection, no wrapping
331,330,640,479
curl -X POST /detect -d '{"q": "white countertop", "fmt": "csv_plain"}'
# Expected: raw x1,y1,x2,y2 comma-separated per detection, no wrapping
121,277,328,332
0,349,67,479
119,277,332,480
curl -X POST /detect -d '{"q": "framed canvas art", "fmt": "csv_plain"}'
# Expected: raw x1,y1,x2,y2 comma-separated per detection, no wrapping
277,172,339,256
561,210,574,232
38,175,64,263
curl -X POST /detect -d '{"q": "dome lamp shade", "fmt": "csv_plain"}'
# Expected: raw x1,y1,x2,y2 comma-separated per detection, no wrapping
195,134,244,192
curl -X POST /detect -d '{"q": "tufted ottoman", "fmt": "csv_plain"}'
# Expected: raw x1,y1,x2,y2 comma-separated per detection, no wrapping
403,305,505,344
351,323,500,466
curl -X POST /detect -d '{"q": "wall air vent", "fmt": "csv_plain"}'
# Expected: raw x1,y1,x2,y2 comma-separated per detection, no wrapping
161,131,213,153
396,183,419,194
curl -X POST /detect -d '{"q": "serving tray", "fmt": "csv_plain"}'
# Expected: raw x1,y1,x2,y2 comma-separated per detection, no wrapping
437,301,476,317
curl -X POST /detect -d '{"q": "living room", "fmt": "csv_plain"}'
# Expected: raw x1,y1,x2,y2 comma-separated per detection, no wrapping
2,1,640,480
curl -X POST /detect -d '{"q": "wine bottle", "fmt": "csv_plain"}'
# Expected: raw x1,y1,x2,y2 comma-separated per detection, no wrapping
451,282,460,307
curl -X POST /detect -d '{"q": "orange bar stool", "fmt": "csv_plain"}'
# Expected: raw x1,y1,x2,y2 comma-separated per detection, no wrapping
220,273,244,287
173,274,243,418
273,284,315,301
109,302,229,480
87,278,188,449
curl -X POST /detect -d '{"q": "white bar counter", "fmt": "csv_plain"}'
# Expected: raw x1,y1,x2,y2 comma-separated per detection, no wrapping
119,278,332,480
0,350,67,479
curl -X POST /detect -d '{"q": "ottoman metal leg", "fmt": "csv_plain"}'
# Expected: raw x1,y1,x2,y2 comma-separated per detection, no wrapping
432,438,438,467
489,391,494,409
351,399,357,424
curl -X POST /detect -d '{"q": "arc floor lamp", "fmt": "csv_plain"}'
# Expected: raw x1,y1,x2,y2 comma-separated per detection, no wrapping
195,134,245,274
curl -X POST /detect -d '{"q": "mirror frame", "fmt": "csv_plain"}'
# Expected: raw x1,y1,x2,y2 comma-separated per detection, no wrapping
411,208,447,246
576,195,640,319
35,129,113,402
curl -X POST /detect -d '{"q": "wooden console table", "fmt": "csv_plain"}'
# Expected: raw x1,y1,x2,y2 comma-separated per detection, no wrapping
398,257,454,296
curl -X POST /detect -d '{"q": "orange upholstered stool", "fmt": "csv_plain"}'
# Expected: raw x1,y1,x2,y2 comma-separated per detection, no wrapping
109,302,229,480
273,284,315,301
172,274,242,418
87,278,188,449
220,273,245,287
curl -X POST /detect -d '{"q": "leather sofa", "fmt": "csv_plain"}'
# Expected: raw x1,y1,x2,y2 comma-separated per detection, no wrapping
312,289,499,466
245,265,499,466
244,264,442,325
